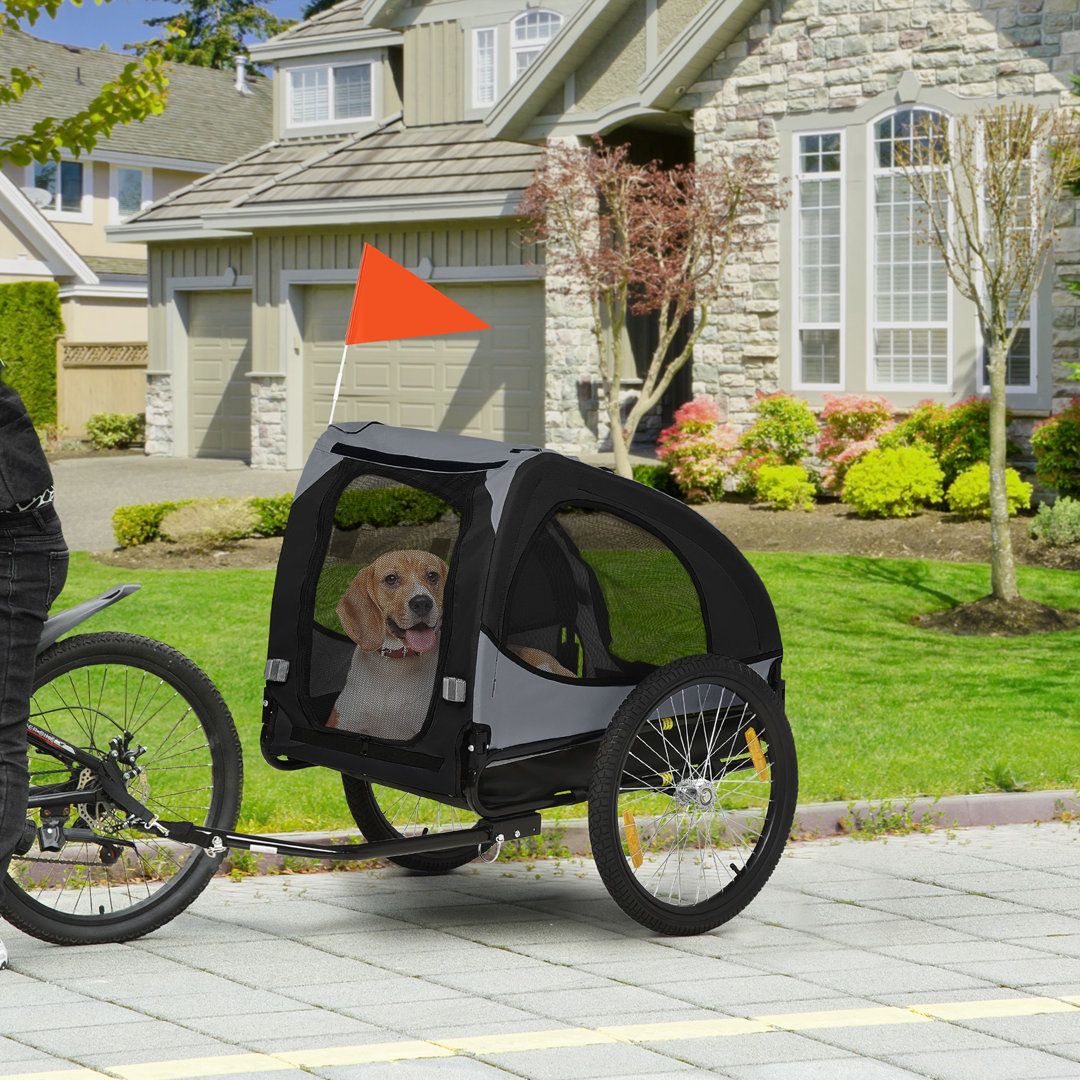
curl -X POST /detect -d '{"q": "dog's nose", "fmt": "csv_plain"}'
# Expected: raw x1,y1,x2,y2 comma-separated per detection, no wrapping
409,594,433,618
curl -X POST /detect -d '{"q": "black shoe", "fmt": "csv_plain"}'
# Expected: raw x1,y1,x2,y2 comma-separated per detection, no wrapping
13,819,34,856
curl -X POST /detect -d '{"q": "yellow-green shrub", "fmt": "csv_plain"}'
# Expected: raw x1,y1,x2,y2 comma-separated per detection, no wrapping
159,498,258,551
946,463,1031,519
842,445,944,518
755,464,815,511
112,500,194,548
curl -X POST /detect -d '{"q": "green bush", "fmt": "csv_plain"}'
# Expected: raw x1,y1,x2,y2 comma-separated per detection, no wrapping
738,392,818,465
85,412,145,450
880,397,1017,489
755,464,815,511
842,445,944,518
946,463,1031,519
631,463,681,498
159,499,259,551
112,500,195,548
0,281,64,425
249,493,293,535
334,487,453,530
1030,398,1080,499
1031,496,1080,546
734,392,818,493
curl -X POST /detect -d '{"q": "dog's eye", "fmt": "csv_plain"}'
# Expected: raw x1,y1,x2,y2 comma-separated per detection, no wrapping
426,571,440,584
383,573,399,587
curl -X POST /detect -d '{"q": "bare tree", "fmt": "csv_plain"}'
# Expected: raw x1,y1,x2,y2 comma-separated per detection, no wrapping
895,103,1080,601
520,137,784,478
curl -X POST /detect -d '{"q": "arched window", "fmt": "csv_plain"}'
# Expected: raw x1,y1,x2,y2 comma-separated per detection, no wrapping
871,107,950,388
512,10,563,81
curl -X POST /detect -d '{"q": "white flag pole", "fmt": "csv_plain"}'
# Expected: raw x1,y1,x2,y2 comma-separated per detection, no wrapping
328,342,349,425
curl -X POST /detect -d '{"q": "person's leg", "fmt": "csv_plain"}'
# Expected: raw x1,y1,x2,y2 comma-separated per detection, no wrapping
0,507,68,885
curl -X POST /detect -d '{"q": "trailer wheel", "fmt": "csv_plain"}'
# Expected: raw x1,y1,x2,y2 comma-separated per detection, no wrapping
341,777,489,873
588,655,797,936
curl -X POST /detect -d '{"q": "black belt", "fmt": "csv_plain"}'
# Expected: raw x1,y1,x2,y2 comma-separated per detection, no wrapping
0,487,55,515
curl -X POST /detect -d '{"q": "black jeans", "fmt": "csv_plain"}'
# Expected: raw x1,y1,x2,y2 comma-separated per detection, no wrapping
0,505,67,882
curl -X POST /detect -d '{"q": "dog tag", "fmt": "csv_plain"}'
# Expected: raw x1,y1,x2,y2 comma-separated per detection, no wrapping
442,677,467,703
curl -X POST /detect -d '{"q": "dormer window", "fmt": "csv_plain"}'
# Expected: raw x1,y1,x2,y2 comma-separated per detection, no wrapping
511,11,563,81
288,62,373,127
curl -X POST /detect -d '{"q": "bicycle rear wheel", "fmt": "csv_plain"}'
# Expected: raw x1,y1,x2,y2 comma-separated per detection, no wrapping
588,655,797,936
2,633,243,945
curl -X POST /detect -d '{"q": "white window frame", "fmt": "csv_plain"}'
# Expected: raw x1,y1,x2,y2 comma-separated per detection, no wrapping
511,10,563,82
868,105,953,394
286,60,375,129
793,128,844,392
473,26,497,108
109,164,153,224
26,159,93,223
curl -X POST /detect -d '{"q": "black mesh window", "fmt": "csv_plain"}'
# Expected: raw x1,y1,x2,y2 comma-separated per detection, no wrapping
308,474,462,741
501,506,707,681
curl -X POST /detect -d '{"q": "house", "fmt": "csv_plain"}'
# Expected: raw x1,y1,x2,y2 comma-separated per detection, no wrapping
116,0,1079,466
0,29,271,435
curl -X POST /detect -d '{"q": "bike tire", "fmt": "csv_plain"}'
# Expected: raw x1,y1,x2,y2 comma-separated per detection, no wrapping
2,632,243,945
341,775,487,873
588,655,797,936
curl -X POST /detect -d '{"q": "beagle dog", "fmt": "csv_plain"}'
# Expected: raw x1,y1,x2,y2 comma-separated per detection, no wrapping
327,548,577,740
328,550,447,739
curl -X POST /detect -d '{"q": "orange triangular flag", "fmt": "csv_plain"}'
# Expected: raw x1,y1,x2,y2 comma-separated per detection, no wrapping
345,245,490,344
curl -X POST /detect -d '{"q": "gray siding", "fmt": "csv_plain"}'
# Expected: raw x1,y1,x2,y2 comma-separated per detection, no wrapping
405,20,464,125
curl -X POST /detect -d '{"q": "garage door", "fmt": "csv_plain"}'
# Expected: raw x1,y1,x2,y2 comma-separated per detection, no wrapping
188,290,252,458
303,282,544,450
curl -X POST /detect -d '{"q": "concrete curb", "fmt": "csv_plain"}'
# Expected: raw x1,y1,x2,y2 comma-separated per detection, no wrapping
217,788,1080,876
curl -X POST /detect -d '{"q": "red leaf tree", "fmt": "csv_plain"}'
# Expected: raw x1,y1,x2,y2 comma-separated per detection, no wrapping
520,137,785,477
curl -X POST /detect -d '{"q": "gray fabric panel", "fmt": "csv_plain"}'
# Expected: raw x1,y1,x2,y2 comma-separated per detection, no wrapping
485,449,541,533
326,421,527,467
474,633,633,751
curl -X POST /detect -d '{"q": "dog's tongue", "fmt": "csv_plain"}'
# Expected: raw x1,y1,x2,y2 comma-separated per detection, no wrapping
405,626,436,653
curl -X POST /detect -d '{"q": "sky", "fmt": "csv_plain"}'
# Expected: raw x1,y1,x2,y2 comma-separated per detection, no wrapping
19,0,309,55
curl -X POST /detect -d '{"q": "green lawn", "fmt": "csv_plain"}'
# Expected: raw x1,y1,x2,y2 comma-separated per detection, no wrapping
50,551,1080,832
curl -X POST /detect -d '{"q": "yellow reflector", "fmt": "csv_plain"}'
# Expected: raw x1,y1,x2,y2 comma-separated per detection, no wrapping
745,727,769,781
622,809,643,868
661,717,674,731
660,771,673,786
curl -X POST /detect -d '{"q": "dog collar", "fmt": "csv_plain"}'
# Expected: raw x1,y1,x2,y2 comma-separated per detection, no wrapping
379,645,417,658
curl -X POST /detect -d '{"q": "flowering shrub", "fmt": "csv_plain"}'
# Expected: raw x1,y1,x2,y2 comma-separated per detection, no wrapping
734,391,818,492
817,394,895,492
755,464,815,511
842,444,944,518
1030,398,1080,498
946,463,1031,519
656,395,739,502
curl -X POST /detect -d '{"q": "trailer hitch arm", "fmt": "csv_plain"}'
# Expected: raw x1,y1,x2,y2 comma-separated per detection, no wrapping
148,812,544,864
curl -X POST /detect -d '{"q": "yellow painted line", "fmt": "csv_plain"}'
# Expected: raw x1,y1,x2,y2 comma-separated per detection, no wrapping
756,1006,932,1031
600,1017,772,1041
111,1055,287,1080
437,1029,617,1054
914,997,1080,1021
271,1042,454,1067
10,996,1080,1079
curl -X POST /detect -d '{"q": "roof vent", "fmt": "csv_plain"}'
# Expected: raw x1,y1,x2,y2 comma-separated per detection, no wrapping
235,54,253,95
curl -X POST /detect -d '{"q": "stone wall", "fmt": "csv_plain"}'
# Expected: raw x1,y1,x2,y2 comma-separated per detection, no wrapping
688,0,1080,423
144,373,173,457
250,375,288,470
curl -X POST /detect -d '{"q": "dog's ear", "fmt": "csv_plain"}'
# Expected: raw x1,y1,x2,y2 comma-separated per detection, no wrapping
337,564,385,650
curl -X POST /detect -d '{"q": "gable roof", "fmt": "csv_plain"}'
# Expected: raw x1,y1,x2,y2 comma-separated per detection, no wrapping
248,0,401,60
486,0,768,140
0,30,272,166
